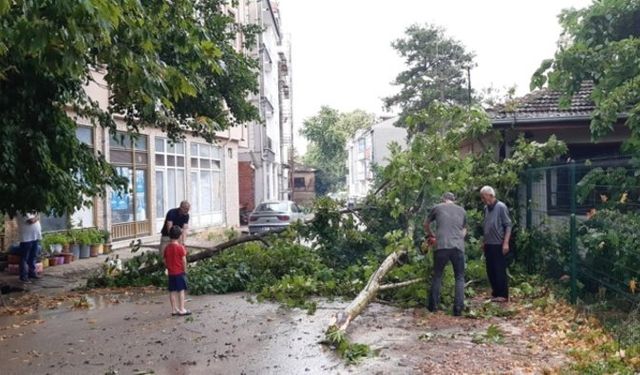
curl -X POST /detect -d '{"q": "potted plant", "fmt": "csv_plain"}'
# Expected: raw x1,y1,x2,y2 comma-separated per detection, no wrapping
43,233,67,255
89,229,101,257
77,230,91,259
47,244,58,266
101,230,112,254
68,229,81,260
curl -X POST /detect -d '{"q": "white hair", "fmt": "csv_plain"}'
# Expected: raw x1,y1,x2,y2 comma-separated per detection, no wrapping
480,186,496,196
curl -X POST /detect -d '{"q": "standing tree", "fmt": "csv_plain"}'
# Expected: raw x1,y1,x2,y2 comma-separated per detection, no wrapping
301,107,375,195
384,24,475,131
531,0,640,157
0,0,259,216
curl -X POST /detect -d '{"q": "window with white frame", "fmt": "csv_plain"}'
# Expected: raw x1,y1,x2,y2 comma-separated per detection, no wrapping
190,143,222,215
155,138,186,219
40,126,95,232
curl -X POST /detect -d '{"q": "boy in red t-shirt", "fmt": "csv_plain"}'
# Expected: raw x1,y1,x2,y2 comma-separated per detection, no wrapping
163,226,191,316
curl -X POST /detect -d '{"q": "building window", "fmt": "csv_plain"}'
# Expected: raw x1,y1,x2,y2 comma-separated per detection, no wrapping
190,143,222,215
155,138,186,219
110,132,149,225
294,177,306,190
41,126,95,232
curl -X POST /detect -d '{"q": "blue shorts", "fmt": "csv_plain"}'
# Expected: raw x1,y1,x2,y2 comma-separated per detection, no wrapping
168,273,188,292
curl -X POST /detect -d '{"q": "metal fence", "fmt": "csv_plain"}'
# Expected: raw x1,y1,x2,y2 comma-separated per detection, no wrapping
520,157,640,304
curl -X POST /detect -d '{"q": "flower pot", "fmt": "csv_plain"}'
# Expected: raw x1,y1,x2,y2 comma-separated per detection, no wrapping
71,244,80,259
42,258,49,268
52,244,63,254
7,264,19,274
80,245,90,259
56,256,65,265
49,257,58,266
103,244,113,254
8,254,20,265
35,262,43,274
90,245,100,257
61,253,73,264
97,243,104,255
62,243,70,253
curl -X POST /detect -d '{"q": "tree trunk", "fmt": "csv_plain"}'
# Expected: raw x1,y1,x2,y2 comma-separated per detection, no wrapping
137,228,287,274
328,249,407,332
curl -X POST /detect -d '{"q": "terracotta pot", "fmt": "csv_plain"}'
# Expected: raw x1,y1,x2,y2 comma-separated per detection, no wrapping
103,244,113,254
49,257,58,266
7,264,19,274
62,243,70,253
90,245,100,257
8,254,21,265
61,253,73,264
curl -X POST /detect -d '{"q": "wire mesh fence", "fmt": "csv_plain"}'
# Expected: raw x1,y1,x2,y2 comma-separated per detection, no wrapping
519,158,640,304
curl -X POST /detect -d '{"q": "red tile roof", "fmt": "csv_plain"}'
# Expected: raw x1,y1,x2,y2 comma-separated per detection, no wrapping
489,82,595,123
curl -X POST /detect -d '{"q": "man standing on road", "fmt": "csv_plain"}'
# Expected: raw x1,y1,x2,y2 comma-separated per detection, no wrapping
160,201,190,257
17,211,42,283
424,192,467,316
480,186,512,302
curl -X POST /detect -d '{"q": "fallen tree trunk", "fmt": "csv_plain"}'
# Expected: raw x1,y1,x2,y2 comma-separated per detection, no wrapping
138,228,287,274
328,249,408,332
138,207,363,274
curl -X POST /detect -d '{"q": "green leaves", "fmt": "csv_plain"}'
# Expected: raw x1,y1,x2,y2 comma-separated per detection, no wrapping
301,107,376,194
532,0,640,158
384,23,475,129
0,0,259,215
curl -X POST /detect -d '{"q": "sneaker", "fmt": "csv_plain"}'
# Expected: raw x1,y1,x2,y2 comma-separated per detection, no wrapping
20,278,32,283
29,275,41,280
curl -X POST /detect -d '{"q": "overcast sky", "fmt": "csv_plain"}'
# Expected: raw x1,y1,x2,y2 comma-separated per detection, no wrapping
277,0,593,154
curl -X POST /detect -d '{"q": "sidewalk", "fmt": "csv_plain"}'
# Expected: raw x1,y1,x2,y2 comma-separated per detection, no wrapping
0,233,239,296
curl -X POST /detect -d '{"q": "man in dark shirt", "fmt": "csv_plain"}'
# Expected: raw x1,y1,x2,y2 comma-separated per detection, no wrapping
424,192,467,316
160,201,190,257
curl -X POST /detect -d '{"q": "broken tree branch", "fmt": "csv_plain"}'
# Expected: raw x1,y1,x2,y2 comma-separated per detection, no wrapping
328,249,407,332
379,277,425,291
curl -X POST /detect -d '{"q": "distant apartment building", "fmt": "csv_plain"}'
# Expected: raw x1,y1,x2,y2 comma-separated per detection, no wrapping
237,0,293,211
346,117,407,199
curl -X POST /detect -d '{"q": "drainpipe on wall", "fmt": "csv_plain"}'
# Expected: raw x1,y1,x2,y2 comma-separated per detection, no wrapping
256,1,268,203
220,129,232,228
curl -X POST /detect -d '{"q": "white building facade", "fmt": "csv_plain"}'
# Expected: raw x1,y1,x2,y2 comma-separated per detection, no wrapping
237,0,292,210
346,117,407,199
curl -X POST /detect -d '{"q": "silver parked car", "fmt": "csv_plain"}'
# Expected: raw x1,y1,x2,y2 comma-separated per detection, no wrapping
248,200,306,234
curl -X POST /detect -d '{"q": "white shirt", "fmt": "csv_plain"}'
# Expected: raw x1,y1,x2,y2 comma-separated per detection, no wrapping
17,213,42,242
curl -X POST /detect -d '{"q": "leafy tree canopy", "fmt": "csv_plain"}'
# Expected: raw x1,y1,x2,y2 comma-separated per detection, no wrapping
301,107,375,195
0,0,259,216
531,0,640,154
384,24,475,130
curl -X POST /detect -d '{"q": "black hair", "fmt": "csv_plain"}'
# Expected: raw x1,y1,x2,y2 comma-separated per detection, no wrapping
169,225,182,240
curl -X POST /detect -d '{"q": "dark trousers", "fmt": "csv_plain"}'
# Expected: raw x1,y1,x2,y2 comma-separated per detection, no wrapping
428,248,465,314
19,240,39,280
484,244,508,299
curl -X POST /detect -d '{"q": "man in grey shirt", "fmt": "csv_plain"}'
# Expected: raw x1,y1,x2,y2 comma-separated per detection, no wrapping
424,192,467,316
480,185,512,302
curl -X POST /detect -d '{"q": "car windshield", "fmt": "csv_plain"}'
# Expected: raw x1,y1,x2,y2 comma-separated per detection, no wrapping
256,202,289,212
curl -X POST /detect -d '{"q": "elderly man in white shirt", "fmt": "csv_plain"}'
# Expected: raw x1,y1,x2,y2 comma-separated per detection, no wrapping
17,212,42,283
